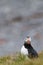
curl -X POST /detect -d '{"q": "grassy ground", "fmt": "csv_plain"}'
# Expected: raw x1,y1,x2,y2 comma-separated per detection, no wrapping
0,52,43,65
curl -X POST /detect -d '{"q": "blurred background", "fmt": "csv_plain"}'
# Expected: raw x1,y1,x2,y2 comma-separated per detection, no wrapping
0,0,43,56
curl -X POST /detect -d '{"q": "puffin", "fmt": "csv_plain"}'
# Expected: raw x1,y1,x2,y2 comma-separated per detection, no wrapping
21,36,38,58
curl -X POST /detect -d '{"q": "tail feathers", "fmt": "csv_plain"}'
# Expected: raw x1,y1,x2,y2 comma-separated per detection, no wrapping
28,47,38,58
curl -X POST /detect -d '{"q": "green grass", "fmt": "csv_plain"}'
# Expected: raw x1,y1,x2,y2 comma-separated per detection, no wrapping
0,52,43,65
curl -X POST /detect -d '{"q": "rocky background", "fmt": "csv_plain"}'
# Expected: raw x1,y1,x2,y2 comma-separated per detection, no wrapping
0,0,43,56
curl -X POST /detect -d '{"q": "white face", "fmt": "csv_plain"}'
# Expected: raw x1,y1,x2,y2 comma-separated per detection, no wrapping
25,37,31,42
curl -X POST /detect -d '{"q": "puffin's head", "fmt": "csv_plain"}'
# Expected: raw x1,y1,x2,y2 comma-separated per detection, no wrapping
25,36,31,44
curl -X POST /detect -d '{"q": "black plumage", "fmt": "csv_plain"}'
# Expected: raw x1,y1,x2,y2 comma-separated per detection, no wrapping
24,42,38,58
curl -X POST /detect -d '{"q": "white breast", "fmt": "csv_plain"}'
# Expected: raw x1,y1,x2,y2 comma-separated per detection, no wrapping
21,45,28,55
